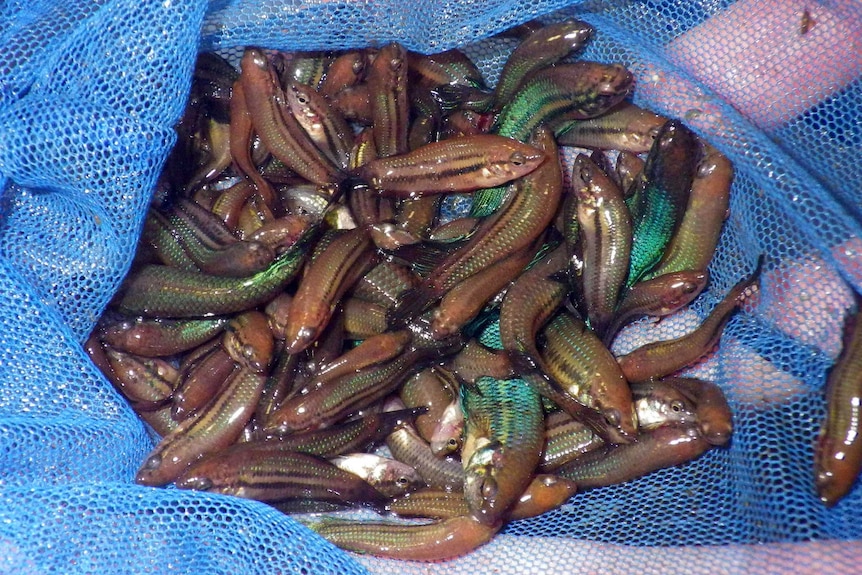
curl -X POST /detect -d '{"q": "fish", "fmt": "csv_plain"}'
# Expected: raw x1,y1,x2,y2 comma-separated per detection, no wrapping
556,424,712,488
462,376,544,525
283,227,378,354
617,260,760,382
571,153,632,339
471,61,632,216
389,128,562,324
135,365,267,486
642,144,732,280
626,120,701,286
175,444,388,509
540,310,638,440
353,134,546,196
815,302,862,506
489,19,594,112
240,48,344,185
99,316,229,358
330,453,426,497
367,42,410,158
603,270,709,346
306,515,499,561
556,101,667,153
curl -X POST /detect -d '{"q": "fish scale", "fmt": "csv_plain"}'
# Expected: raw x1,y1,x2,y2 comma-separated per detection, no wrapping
642,144,733,280
143,211,200,271
462,376,544,456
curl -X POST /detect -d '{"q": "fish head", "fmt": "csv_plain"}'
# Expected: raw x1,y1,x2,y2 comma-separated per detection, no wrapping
223,312,274,372
813,433,859,507
658,272,709,312
561,19,594,47
429,401,464,456
699,408,734,446
464,442,507,525
592,374,639,442
597,401,639,444
485,139,547,182
371,458,426,498
575,63,634,118
570,153,607,206
633,381,699,430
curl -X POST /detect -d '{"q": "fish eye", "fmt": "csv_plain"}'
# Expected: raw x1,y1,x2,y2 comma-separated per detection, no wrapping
698,160,717,178
671,401,684,413
251,52,268,68
448,438,459,448
191,477,214,491
143,454,162,471
603,408,621,427
481,477,498,500
396,476,409,486
509,152,526,166
293,90,309,105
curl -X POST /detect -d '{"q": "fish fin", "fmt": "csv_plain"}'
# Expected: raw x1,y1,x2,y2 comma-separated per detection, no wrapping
547,269,571,285
387,285,435,328
333,175,367,206
378,406,429,432
563,295,585,321
432,84,492,113
506,349,543,376
363,486,392,513
391,242,459,278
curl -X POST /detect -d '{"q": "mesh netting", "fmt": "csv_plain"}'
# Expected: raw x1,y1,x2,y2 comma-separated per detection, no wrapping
1,0,861,573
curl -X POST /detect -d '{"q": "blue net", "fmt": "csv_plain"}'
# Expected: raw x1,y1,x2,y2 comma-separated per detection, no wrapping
1,0,861,573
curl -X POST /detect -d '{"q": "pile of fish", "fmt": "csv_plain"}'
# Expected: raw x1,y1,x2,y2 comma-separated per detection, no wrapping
86,19,758,561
